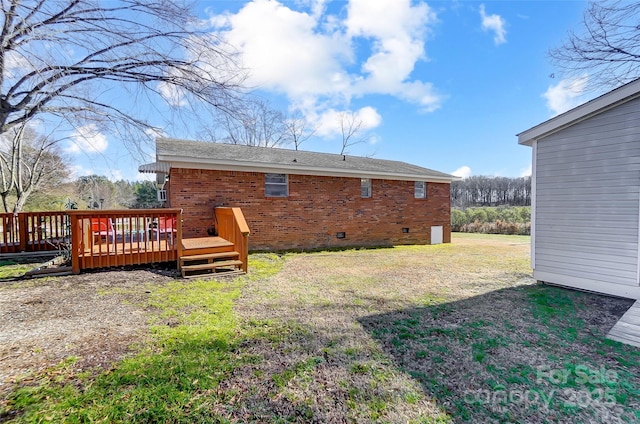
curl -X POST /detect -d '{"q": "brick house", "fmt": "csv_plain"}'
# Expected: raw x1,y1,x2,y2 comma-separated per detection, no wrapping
140,137,457,251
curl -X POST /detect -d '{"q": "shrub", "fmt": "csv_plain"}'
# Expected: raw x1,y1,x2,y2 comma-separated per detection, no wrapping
452,206,531,235
451,209,468,231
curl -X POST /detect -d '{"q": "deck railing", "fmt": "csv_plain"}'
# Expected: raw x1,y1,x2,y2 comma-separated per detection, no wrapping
1,208,250,275
0,211,69,254
67,209,183,274
215,207,250,273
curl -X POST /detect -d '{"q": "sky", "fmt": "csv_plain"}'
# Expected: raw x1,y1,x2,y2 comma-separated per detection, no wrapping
66,0,595,182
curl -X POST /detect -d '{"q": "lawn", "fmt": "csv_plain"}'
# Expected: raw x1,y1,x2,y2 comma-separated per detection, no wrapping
0,260,35,279
2,233,639,423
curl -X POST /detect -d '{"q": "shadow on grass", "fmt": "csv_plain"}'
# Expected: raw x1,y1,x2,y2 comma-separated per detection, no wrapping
359,284,640,423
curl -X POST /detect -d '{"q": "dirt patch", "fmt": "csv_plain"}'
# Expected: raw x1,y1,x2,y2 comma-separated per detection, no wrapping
0,267,179,398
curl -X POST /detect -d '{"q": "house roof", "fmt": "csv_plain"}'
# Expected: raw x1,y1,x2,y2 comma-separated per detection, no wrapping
518,78,640,146
140,137,457,183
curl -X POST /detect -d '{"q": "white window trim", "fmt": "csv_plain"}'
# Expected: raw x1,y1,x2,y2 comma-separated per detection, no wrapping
361,178,372,198
414,181,426,199
265,173,288,197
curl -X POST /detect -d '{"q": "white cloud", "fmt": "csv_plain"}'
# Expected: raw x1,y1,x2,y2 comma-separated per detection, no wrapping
543,76,588,116
108,169,125,182
206,0,442,121
144,127,167,139
480,4,507,45
347,0,440,111
157,81,188,107
452,165,471,178
4,51,32,79
67,124,108,154
313,106,383,138
68,164,94,179
209,0,351,99
520,163,532,177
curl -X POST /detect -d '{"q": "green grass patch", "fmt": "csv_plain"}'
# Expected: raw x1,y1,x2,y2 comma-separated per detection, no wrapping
0,260,33,279
3,253,286,423
5,278,246,422
362,283,640,423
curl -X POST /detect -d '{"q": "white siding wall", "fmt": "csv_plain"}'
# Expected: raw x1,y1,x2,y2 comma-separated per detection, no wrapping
535,97,640,292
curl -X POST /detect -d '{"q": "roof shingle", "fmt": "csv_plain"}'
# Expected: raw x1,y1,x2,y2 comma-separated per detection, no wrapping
154,137,456,182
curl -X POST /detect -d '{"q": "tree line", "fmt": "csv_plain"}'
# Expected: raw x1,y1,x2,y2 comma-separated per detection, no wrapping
20,175,161,213
451,175,531,208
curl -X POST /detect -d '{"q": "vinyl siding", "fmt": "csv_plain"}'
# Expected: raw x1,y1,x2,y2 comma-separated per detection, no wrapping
534,96,640,288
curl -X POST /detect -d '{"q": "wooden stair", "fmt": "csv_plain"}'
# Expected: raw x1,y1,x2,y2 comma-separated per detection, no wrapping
179,237,244,278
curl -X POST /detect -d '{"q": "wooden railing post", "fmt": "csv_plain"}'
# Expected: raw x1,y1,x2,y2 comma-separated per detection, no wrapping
69,213,81,274
176,209,183,272
230,207,250,273
17,213,27,252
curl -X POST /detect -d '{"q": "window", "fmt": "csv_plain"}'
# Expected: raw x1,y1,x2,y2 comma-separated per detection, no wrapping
414,181,426,199
265,173,288,197
361,178,372,198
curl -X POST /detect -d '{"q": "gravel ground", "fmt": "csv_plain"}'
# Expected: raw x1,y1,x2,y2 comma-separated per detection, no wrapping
0,267,179,399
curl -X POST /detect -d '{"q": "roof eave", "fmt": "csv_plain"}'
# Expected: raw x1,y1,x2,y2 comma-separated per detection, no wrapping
138,161,170,174
518,78,640,146
159,155,456,183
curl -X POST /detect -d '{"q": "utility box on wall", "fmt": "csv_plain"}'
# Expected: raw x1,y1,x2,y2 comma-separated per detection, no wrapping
431,226,443,245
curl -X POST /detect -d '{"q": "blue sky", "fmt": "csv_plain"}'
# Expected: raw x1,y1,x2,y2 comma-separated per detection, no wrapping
67,0,594,181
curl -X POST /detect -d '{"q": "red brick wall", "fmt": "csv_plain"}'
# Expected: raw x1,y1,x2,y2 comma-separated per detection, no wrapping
167,168,451,251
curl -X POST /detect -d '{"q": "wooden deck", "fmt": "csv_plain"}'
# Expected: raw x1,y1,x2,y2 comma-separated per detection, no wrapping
182,236,234,251
83,239,173,255
607,300,640,348
1,207,250,275
77,238,177,270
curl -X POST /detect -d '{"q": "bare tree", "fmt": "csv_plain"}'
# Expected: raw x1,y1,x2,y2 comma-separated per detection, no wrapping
216,99,287,147
549,1,640,90
0,0,245,139
0,122,69,212
338,111,368,155
113,179,137,209
284,111,316,151
450,176,531,208
75,174,116,209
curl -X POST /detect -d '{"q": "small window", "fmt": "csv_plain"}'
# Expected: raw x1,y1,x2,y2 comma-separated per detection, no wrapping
361,178,372,198
265,173,288,197
414,181,426,199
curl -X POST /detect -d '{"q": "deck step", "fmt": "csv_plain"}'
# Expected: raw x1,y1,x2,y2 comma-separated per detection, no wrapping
181,259,243,278
180,251,240,264
181,260,243,271
182,269,245,279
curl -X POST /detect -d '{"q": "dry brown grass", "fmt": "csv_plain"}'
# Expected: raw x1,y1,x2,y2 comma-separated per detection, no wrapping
3,234,638,423
218,234,638,423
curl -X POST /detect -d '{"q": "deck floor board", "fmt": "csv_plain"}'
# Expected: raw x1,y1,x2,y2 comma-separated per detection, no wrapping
182,237,233,250
607,300,640,348
81,239,173,256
